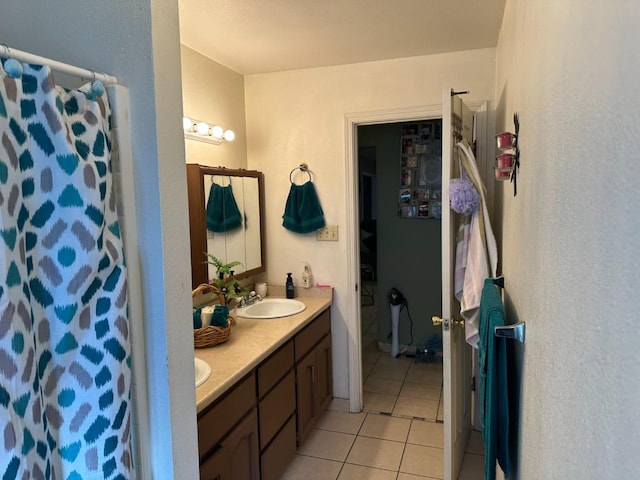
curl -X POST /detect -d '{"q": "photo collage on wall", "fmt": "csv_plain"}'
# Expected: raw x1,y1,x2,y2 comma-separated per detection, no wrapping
398,119,443,219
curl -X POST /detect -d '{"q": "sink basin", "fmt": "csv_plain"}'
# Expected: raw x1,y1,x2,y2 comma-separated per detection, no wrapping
194,357,211,388
236,298,306,319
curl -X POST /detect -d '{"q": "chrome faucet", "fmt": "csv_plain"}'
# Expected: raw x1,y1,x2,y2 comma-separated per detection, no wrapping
240,291,262,307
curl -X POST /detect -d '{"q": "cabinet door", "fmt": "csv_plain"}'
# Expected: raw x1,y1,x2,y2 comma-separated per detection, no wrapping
200,409,260,480
260,415,297,480
296,349,317,446
315,334,333,415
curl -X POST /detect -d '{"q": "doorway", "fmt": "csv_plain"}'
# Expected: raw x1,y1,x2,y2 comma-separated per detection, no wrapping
357,118,446,417
344,101,491,479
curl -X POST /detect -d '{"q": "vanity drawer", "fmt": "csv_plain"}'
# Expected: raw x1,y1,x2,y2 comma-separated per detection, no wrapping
198,372,256,461
295,309,330,362
258,340,294,398
258,370,295,446
260,414,297,480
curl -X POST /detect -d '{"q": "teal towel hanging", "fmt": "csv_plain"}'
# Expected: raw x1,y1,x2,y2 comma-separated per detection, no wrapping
282,181,325,233
206,183,243,232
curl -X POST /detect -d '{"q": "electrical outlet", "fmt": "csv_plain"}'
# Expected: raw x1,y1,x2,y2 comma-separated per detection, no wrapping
316,225,338,241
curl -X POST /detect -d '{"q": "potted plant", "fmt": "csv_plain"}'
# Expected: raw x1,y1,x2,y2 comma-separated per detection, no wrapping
204,253,248,307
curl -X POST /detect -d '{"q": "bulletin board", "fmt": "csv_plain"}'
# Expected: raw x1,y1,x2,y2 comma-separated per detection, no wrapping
398,120,443,219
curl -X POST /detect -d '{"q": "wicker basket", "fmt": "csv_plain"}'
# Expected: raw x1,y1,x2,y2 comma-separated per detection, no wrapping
192,283,235,348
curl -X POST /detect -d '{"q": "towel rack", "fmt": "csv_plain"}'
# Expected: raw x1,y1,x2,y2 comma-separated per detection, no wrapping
490,276,525,343
289,163,312,183
494,322,525,343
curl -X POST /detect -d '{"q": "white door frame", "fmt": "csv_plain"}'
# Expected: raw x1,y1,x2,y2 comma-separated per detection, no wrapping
343,101,487,413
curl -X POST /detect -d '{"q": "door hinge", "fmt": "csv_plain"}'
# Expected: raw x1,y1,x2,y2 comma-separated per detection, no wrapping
471,376,476,391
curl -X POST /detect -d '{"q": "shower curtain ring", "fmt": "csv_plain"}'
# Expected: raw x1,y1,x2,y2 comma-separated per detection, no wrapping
88,69,105,97
1,44,23,78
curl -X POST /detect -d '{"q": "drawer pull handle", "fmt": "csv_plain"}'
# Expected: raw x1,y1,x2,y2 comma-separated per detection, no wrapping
311,365,317,416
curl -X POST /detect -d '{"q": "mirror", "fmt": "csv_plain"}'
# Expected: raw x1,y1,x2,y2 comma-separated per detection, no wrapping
186,164,265,289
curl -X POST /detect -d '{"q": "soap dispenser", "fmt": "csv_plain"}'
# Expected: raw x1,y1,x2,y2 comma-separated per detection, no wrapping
302,263,312,289
286,273,294,299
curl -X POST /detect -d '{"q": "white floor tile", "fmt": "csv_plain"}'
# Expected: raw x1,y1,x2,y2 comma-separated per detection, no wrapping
364,376,404,396
316,409,367,435
298,429,356,462
400,443,444,479
281,454,342,480
363,391,397,414
407,420,443,448
338,463,397,480
393,396,439,420
359,413,411,442
369,361,410,381
362,361,375,380
399,380,441,401
346,436,405,471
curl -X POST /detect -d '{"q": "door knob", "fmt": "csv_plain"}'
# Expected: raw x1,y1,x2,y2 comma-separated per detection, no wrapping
432,316,465,328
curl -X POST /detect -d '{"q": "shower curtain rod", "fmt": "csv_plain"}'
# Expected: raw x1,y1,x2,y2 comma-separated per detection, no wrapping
0,44,119,84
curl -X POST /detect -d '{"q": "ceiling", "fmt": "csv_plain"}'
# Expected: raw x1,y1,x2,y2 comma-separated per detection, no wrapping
178,0,506,75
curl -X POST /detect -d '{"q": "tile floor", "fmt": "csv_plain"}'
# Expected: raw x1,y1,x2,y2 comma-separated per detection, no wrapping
281,283,485,479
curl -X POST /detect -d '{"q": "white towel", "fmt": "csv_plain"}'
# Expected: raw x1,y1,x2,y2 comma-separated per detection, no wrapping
455,140,498,346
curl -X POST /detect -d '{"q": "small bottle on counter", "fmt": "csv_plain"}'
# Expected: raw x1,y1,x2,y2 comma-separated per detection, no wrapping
286,273,294,298
302,263,312,289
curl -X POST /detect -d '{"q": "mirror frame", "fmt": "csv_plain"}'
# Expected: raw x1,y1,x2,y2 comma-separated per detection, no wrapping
186,164,266,289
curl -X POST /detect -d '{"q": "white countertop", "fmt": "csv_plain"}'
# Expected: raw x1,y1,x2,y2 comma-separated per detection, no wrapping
194,290,333,413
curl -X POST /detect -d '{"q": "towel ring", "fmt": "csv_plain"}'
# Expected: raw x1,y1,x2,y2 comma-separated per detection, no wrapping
211,175,232,187
289,163,312,184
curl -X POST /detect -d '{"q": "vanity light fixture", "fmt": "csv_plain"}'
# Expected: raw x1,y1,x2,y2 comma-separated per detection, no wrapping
183,116,235,146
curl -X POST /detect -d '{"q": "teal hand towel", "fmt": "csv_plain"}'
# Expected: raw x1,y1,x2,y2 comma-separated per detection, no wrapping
282,181,326,234
193,307,203,329
478,279,510,480
211,305,229,327
206,183,243,233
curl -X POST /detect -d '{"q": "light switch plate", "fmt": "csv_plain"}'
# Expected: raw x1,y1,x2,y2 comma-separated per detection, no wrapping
316,225,338,241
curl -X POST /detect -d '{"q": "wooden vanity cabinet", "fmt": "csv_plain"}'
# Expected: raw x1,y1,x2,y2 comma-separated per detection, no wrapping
197,307,332,479
295,309,333,446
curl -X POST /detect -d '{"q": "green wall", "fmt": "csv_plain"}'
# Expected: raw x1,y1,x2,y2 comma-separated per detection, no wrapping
359,123,442,351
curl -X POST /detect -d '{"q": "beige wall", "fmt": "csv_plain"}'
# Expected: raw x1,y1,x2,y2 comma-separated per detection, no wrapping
181,45,248,169
245,48,496,398
496,1,640,477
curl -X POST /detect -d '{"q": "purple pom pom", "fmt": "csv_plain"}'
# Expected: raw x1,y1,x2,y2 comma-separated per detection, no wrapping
450,177,480,215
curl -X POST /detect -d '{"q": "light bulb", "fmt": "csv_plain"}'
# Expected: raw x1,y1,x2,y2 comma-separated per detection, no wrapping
223,130,235,142
211,125,224,139
182,117,192,131
196,122,209,135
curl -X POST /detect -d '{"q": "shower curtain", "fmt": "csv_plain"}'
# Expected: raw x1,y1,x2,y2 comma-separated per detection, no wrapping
0,63,132,478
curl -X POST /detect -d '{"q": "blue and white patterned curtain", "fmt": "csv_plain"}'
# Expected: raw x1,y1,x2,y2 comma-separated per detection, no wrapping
0,62,132,478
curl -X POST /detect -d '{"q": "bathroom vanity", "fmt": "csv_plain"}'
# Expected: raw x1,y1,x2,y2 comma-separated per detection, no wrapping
195,293,332,480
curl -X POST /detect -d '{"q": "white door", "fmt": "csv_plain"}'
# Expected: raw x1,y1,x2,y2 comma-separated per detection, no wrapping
439,88,474,480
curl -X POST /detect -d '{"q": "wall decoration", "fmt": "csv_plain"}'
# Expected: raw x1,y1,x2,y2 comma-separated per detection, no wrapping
397,119,443,219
